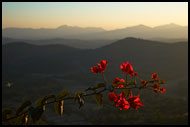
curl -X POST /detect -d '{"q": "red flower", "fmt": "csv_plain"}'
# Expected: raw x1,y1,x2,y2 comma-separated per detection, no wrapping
100,60,108,69
134,72,138,76
154,88,159,93
91,60,108,74
152,83,160,88
120,62,128,73
91,66,99,74
155,78,159,82
130,73,135,77
152,73,158,79
109,92,118,102
115,92,130,110
113,77,120,84
120,61,134,76
127,94,144,110
160,88,166,93
118,85,124,88
141,80,146,85
119,98,130,110
126,63,134,76
113,77,125,88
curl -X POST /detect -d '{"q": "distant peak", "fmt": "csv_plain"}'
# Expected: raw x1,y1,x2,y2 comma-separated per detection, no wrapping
154,23,182,29
56,25,69,29
137,24,147,27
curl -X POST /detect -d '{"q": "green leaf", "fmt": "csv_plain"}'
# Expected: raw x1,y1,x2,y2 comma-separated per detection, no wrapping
127,81,136,85
54,100,64,119
16,100,32,115
34,98,44,107
54,101,60,116
57,90,70,100
139,84,145,89
94,83,106,89
123,89,130,98
94,93,103,107
73,91,84,102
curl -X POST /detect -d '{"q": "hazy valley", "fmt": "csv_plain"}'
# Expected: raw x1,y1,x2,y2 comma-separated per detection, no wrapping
2,36,188,125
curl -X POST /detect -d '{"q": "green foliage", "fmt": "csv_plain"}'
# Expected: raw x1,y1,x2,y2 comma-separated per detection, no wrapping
95,83,106,89
34,98,44,107
73,91,84,102
127,81,136,85
94,93,103,107
139,84,146,89
123,89,130,97
54,100,64,119
16,100,32,115
57,90,70,100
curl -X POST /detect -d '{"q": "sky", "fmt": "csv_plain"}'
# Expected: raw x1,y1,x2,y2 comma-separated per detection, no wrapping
2,2,188,30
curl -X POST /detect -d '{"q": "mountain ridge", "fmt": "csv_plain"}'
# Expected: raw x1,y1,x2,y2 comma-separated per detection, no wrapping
2,23,188,40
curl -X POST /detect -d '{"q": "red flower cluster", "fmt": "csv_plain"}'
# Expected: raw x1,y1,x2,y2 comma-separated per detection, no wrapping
109,92,144,110
121,62,134,76
151,73,166,93
120,61,138,77
152,73,158,79
109,92,130,110
141,80,146,85
151,83,166,93
91,60,108,74
127,94,144,110
160,88,166,93
112,77,125,88
91,60,166,111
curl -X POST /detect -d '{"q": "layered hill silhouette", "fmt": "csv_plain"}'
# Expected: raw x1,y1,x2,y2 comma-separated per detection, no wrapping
2,37,188,125
2,37,115,49
2,37,187,80
2,23,188,40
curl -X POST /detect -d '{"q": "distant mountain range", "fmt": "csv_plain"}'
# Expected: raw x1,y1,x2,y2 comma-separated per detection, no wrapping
2,23,188,40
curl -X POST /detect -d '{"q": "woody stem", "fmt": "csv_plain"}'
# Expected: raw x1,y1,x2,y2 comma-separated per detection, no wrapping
126,73,128,85
102,73,107,85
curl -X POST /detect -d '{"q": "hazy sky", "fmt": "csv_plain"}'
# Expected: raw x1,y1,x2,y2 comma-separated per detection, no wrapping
2,2,188,30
